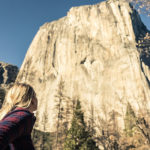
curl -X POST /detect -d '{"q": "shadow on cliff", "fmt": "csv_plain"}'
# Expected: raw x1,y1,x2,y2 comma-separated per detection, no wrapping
129,3,150,87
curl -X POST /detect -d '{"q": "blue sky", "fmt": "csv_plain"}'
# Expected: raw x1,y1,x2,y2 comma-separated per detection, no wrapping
0,0,149,68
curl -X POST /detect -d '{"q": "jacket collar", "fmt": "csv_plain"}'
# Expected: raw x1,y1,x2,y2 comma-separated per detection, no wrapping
2,107,35,120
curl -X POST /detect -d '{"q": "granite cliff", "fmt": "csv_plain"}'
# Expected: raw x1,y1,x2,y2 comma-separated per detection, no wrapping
16,0,150,149
0,62,19,108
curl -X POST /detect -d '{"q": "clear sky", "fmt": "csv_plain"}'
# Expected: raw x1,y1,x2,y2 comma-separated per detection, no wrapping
0,0,149,68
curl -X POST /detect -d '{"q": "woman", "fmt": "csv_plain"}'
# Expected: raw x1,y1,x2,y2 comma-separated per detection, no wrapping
0,83,38,150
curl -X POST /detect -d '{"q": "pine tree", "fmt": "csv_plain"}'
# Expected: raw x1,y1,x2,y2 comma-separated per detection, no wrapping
64,99,99,150
128,0,150,16
55,80,65,149
124,103,136,137
55,79,72,149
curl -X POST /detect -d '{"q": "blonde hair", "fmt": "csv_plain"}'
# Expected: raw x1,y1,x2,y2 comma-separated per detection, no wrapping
0,82,36,120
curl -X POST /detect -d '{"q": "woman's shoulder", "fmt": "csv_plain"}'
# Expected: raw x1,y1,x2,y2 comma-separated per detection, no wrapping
2,107,35,122
13,107,34,116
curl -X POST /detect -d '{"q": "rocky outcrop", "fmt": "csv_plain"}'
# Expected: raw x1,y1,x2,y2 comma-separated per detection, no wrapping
0,62,19,107
0,62,18,85
16,0,150,149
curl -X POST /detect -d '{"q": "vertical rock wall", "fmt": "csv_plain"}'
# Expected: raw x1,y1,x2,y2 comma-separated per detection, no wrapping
16,0,150,149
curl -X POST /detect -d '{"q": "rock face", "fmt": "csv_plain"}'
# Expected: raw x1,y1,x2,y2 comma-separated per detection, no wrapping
16,0,150,149
0,62,19,107
0,62,18,85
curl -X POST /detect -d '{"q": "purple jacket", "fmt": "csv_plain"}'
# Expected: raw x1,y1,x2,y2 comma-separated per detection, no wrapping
0,107,36,150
